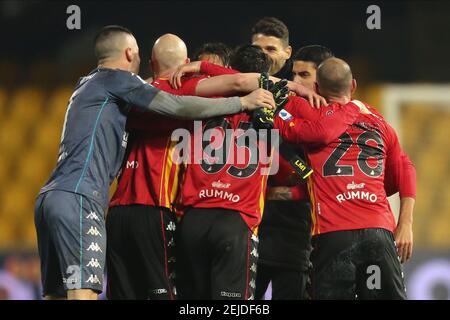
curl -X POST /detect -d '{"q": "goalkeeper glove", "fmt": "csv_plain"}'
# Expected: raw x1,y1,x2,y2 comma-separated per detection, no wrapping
252,74,290,129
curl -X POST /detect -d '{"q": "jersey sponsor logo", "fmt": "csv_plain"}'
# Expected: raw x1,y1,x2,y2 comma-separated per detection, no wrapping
86,258,101,268
87,242,103,252
278,109,293,121
336,190,378,203
198,189,240,203
166,221,176,232
347,181,366,190
86,226,102,237
326,110,334,116
220,291,242,298
86,211,100,221
126,160,139,169
86,274,101,284
211,180,231,189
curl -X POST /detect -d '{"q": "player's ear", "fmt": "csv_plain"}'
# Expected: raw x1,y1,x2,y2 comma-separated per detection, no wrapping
284,45,292,59
351,79,357,94
185,57,190,64
148,59,154,74
125,47,133,62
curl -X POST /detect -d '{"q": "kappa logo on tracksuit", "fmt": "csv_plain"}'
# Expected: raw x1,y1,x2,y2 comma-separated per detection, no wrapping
87,242,102,252
86,211,100,221
86,226,102,236
86,258,101,268
166,221,176,232
86,274,101,284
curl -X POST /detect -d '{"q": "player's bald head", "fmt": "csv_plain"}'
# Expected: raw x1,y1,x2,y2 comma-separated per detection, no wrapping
151,33,188,71
316,57,353,97
94,25,137,62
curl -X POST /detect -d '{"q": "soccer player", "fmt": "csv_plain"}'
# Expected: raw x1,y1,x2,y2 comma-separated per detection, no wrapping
106,34,285,300
292,46,416,266
193,42,232,67
33,26,274,300
174,46,367,300
251,18,320,300
292,45,335,90
255,45,335,300
274,57,415,299
251,17,292,79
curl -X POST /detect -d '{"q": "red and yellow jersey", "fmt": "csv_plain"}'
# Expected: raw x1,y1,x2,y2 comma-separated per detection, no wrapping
276,97,404,235
177,112,273,231
109,76,205,209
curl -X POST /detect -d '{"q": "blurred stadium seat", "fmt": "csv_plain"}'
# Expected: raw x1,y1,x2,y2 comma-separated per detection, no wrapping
9,87,44,126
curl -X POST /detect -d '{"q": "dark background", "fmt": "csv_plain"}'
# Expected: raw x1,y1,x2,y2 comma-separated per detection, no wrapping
1,0,449,85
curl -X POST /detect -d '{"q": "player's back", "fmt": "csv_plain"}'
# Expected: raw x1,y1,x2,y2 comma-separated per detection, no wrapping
40,67,157,208
305,102,399,235
179,111,272,230
110,76,204,209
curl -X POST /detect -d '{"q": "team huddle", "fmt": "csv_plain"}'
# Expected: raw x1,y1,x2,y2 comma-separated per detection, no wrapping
34,17,416,300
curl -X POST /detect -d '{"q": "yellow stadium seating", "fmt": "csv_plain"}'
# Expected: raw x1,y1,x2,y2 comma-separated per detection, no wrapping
428,114,450,148
417,150,446,183
48,86,73,122
0,184,34,219
20,219,38,249
0,213,18,249
9,87,45,126
0,120,29,157
16,149,52,193
31,119,62,156
428,216,450,248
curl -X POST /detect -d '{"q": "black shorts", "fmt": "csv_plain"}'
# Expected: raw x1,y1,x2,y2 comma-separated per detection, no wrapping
106,205,176,300
255,264,310,300
175,207,258,300
310,228,407,300
34,190,106,297
255,200,312,300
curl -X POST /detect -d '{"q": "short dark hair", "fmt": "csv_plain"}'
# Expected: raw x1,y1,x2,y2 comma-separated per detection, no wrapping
94,25,134,61
251,17,289,46
230,44,271,73
292,45,334,68
193,42,232,67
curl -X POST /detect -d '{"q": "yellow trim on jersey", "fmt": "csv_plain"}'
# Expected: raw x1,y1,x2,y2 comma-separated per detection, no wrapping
307,177,320,236
159,138,172,207
163,141,178,208
169,153,181,205
259,175,267,217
